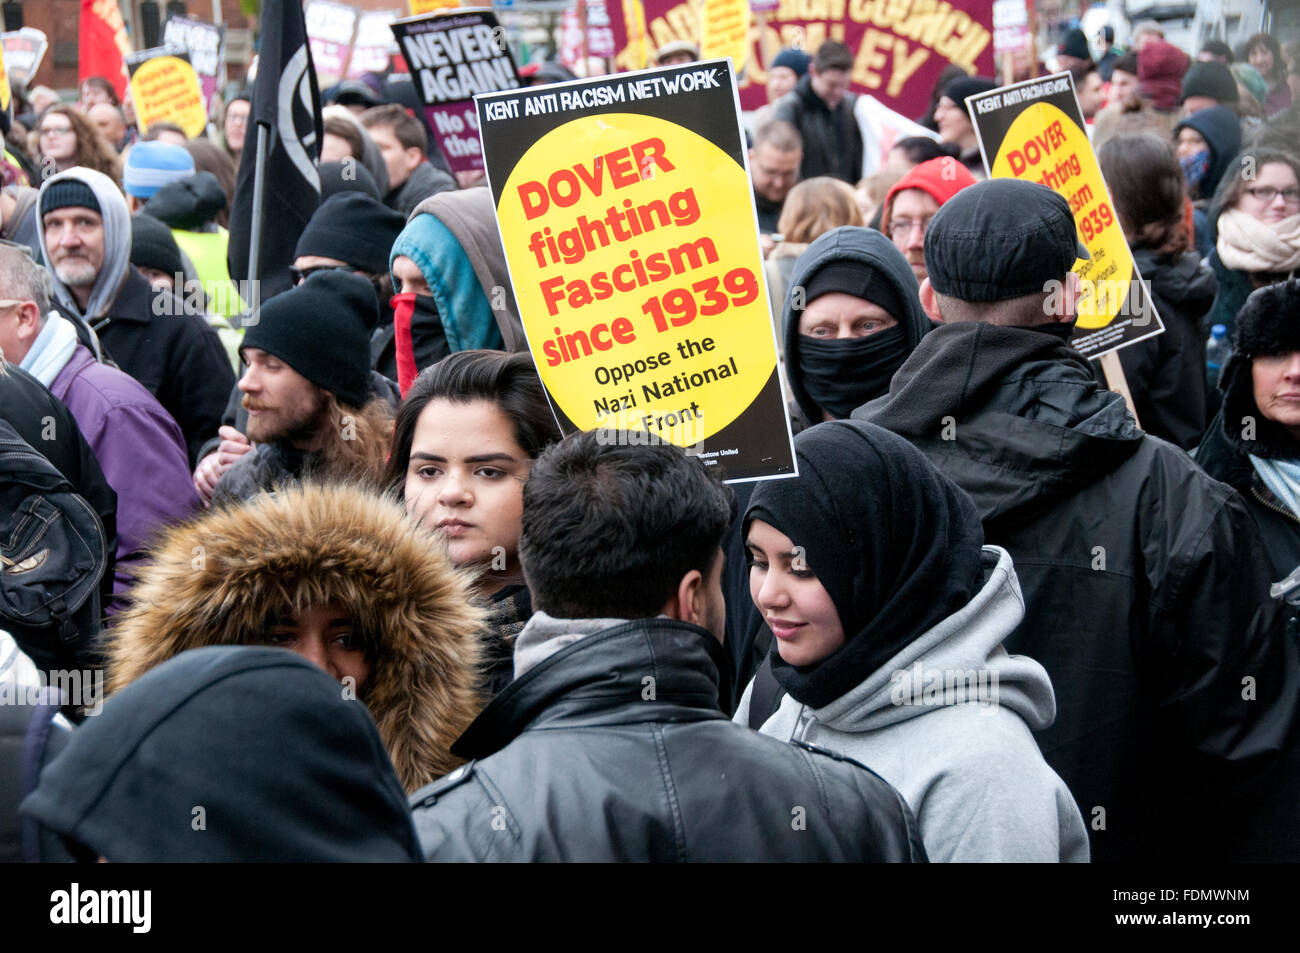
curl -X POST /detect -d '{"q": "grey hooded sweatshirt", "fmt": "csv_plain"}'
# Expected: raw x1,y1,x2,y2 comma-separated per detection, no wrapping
736,546,1090,863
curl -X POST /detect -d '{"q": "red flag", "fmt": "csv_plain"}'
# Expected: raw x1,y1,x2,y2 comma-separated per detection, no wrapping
79,0,132,100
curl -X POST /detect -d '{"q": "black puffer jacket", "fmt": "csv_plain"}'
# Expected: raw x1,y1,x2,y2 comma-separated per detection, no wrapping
409,618,927,862
855,322,1300,862
772,74,863,184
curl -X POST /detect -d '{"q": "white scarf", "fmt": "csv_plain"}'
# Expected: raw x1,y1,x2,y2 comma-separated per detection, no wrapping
18,312,79,387
1216,206,1300,273
1251,454,1300,521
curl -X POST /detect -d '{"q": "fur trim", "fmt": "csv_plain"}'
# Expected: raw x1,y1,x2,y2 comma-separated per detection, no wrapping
105,482,487,793
1233,278,1300,358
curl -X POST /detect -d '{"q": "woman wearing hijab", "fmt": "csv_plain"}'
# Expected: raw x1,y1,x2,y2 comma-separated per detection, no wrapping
781,226,931,430
736,420,1089,862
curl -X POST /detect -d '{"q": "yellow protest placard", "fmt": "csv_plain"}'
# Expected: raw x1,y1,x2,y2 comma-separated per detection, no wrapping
127,49,208,140
699,0,750,72
477,61,796,481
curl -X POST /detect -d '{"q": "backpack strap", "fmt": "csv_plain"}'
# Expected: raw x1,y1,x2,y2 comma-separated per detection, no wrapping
748,652,786,730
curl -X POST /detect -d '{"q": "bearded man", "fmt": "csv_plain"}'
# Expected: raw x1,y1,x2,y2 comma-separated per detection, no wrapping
211,271,395,505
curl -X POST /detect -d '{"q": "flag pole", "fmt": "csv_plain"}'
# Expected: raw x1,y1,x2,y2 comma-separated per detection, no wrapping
246,120,270,307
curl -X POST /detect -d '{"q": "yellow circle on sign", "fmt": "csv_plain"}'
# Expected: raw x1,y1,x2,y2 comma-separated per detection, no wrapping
130,56,208,140
498,112,775,443
991,103,1132,330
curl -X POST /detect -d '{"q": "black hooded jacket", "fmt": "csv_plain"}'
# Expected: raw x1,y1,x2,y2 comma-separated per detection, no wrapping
854,321,1300,862
772,74,863,184
408,618,927,862
782,226,929,428
1097,246,1216,449
21,646,423,861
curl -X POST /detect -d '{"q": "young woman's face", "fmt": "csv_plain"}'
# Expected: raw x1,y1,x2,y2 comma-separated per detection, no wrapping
263,601,371,691
38,114,79,163
1250,43,1275,79
404,399,531,587
1239,161,1300,225
747,519,845,668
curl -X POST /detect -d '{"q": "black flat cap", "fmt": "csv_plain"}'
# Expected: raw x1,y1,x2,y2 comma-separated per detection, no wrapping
924,179,1090,302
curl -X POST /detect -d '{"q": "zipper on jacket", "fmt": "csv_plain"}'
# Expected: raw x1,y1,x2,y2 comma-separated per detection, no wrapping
1251,483,1300,527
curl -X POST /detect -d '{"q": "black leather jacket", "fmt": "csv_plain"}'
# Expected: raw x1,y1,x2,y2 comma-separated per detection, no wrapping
409,618,927,862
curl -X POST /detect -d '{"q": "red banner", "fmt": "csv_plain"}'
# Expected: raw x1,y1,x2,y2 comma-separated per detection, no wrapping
609,0,994,119
79,0,132,100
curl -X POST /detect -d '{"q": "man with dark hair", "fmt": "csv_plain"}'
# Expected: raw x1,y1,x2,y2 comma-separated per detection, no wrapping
773,40,863,183
1069,61,1106,121
359,103,455,216
854,178,1300,862
409,430,928,862
750,119,803,234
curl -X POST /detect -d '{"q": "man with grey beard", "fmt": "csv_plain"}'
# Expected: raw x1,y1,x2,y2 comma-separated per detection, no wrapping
37,167,233,465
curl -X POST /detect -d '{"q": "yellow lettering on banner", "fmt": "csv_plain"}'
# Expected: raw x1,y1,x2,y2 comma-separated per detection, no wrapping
888,39,929,96
851,28,890,89
848,0,874,20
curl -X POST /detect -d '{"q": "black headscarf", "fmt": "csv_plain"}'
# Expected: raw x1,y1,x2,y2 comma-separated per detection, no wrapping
744,420,985,708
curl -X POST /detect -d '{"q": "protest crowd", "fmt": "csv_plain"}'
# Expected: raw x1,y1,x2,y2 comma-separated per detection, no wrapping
3,5,1300,867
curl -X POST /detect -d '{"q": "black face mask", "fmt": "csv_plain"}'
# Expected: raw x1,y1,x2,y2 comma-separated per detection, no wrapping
797,326,909,420
389,292,442,395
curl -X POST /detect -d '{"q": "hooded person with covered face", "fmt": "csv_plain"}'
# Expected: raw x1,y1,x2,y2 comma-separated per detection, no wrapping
782,226,930,430
736,420,1090,862
102,482,487,794
22,646,425,861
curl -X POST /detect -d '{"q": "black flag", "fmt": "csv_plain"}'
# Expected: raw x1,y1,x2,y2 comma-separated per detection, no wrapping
227,0,323,306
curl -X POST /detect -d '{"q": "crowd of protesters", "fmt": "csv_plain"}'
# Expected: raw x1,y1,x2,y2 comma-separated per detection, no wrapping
2,21,1300,864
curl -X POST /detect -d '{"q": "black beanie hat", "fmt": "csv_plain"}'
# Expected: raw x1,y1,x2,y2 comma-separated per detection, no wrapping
1181,61,1240,104
803,259,908,322
319,160,382,202
295,192,405,275
242,271,376,408
943,75,997,108
1061,28,1092,62
41,180,101,217
130,213,183,278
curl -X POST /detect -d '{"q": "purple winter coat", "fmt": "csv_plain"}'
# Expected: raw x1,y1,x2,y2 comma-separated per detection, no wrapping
49,345,199,608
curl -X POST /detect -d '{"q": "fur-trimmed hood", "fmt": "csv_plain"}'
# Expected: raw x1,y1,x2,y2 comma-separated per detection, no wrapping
105,482,487,793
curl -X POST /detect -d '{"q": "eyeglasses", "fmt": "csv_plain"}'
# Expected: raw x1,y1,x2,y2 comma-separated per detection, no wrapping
39,125,74,137
888,217,934,240
290,264,361,285
1245,186,1300,205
